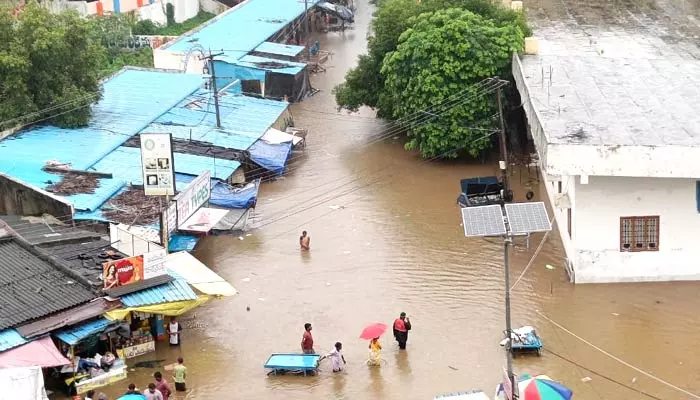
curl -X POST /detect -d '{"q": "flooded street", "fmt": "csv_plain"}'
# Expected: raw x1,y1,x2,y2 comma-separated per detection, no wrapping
96,1,700,399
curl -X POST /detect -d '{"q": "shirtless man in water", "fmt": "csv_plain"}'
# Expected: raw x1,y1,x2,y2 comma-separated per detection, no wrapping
300,231,311,250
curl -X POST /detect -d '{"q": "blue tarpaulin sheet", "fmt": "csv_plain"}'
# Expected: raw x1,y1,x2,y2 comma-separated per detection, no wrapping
248,140,293,176
176,174,259,209
168,234,200,253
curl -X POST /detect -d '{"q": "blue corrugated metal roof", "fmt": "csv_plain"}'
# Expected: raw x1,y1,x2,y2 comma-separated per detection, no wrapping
144,90,288,151
91,146,241,183
254,41,305,57
163,0,321,61
54,317,113,345
235,55,306,75
119,279,198,307
0,329,28,352
0,68,203,209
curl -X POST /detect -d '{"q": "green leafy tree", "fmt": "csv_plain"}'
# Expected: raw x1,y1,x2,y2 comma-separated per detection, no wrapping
0,3,105,129
381,8,524,158
333,0,529,117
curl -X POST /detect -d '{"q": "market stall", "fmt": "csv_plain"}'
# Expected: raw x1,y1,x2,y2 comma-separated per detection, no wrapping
54,318,128,395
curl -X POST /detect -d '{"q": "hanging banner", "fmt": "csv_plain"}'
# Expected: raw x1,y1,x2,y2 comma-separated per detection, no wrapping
103,249,168,289
503,367,514,400
174,171,211,228
140,133,175,196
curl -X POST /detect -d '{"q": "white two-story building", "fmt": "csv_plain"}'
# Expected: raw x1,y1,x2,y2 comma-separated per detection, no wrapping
513,19,700,283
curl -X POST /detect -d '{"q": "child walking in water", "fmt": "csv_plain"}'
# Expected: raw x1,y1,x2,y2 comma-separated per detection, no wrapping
368,337,382,366
320,342,346,372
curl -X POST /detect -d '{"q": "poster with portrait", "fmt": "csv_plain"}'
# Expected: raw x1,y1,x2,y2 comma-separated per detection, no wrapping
103,249,168,289
103,255,144,289
140,132,175,196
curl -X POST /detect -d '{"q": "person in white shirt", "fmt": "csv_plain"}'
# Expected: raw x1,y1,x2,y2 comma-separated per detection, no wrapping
84,390,95,400
167,317,182,346
143,383,164,400
321,342,346,373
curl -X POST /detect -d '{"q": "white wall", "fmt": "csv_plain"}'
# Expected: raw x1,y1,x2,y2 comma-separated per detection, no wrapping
153,47,205,72
574,176,700,283
200,0,229,14
542,174,576,279
138,2,168,25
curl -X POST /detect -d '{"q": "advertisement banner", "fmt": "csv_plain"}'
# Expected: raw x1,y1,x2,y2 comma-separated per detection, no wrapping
140,133,175,196
103,249,168,289
166,201,178,236
174,170,211,228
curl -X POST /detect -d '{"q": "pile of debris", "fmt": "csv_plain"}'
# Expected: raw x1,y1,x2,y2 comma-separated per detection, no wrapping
46,173,100,195
102,188,163,225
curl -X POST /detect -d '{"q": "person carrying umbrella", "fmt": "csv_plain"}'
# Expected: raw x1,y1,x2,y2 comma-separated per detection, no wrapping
393,312,411,350
359,322,388,366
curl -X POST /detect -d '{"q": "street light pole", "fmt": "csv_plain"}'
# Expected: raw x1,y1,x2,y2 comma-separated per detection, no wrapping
504,236,516,400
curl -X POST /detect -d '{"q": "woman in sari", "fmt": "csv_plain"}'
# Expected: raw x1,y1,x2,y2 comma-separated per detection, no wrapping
367,337,382,366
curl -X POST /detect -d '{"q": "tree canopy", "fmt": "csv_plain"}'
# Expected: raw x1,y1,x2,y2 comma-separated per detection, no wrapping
333,0,529,157
381,8,524,158
0,3,105,129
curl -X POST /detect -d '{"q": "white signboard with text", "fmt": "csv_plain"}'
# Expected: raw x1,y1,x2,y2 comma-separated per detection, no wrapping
140,133,175,196
143,249,167,280
174,171,212,228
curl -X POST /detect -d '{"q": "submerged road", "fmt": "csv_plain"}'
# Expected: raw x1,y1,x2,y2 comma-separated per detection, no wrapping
93,0,700,398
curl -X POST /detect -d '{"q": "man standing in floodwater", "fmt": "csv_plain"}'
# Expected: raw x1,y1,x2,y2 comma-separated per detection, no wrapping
301,323,315,354
299,231,311,251
393,312,412,350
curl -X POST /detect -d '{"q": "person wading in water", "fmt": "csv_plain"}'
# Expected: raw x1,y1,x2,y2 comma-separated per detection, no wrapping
301,323,315,354
299,231,311,251
393,312,412,350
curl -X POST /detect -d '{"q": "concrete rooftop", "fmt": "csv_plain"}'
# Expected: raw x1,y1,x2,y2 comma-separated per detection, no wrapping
517,0,700,147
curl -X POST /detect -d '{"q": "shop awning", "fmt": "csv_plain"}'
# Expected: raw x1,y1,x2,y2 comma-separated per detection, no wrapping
16,298,121,339
54,318,113,346
0,329,29,352
262,128,303,145
0,337,70,368
119,278,198,308
166,252,238,296
178,207,229,233
104,296,211,320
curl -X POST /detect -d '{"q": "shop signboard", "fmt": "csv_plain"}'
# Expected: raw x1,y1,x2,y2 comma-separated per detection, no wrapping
103,249,168,289
140,132,175,196
119,341,156,359
166,201,178,236
76,366,127,394
174,170,211,228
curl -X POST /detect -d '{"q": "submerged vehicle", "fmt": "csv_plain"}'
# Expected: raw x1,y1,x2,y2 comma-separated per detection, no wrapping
456,176,513,208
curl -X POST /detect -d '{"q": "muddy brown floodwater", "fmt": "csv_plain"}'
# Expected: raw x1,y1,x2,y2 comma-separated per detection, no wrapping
90,1,700,399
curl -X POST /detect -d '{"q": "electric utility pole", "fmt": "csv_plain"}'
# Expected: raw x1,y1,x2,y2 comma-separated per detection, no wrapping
494,77,510,199
200,50,224,128
304,0,310,59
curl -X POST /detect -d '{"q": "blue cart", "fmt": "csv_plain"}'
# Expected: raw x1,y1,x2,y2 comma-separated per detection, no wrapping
264,353,321,376
508,327,543,356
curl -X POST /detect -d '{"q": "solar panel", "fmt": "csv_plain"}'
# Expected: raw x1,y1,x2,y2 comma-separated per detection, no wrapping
461,205,507,237
505,202,552,234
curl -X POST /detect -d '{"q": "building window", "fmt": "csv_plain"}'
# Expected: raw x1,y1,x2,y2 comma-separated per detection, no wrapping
620,216,659,252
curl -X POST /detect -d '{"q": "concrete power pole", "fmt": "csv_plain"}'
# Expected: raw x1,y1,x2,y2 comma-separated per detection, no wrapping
200,50,224,128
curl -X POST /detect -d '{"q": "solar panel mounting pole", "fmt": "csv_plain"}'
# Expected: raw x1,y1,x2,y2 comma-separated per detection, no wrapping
460,202,552,400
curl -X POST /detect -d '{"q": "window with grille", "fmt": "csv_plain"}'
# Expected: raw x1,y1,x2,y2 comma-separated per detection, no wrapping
620,216,659,252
